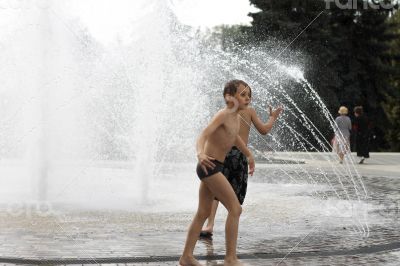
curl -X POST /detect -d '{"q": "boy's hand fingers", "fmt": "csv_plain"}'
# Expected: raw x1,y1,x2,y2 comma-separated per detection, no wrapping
207,163,216,169
249,162,255,176
207,159,216,168
204,156,216,168
271,105,283,119
249,167,254,176
202,160,215,169
201,165,208,175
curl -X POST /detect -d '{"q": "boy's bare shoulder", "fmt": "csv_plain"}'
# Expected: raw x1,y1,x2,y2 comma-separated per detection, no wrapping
216,108,229,117
244,107,257,117
245,107,256,113
211,108,229,122
242,107,259,123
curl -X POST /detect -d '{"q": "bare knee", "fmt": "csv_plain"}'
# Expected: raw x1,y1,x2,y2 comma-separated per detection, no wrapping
196,208,211,221
228,204,242,217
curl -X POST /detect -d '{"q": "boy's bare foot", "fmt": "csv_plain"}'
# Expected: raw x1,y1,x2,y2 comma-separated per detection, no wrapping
224,257,245,266
201,225,213,234
179,256,203,266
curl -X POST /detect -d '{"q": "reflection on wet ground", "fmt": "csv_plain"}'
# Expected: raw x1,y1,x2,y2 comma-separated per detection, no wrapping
0,154,399,265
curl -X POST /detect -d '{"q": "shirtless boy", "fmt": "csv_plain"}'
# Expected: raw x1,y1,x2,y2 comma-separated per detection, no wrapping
179,80,256,266
201,83,283,237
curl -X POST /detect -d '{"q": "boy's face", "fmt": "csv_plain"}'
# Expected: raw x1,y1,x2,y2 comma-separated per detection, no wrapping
235,84,251,110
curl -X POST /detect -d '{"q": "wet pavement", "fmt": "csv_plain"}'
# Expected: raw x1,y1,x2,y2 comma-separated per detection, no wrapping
0,152,399,265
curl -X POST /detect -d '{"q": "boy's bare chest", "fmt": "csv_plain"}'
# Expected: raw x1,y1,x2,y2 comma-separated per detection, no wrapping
223,117,240,138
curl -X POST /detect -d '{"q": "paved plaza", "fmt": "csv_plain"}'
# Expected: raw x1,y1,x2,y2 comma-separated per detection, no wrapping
0,153,399,265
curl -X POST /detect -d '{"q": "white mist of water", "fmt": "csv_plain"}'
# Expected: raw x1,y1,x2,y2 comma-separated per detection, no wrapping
0,0,368,235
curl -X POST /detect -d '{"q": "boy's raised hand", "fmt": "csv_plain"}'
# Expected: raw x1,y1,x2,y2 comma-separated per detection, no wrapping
197,153,216,175
269,105,284,119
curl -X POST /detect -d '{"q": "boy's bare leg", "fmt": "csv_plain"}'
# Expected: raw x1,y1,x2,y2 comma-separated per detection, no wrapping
203,173,242,265
180,181,214,266
202,200,219,233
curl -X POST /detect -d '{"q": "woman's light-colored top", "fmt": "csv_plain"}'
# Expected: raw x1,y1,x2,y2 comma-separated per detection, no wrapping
335,115,352,138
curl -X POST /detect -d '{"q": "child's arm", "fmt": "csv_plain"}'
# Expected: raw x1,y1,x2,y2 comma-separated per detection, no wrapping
235,135,255,176
250,105,283,135
196,111,226,174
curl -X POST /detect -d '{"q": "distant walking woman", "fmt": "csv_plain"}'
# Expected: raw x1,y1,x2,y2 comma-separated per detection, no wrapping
353,106,370,164
334,106,351,163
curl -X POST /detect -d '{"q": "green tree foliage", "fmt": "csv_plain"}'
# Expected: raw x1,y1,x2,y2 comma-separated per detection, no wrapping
383,10,400,150
221,0,400,150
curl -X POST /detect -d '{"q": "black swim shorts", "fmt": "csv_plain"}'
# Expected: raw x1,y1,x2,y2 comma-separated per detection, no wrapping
196,159,224,180
223,146,248,205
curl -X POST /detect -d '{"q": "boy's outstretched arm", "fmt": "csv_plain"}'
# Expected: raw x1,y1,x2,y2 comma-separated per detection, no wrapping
196,111,226,174
234,135,255,176
250,105,283,135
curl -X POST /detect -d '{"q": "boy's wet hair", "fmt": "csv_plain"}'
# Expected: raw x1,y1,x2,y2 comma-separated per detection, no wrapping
223,80,252,100
354,106,363,115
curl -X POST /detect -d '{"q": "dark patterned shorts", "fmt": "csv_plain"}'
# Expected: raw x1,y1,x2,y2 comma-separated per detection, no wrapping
223,146,248,205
